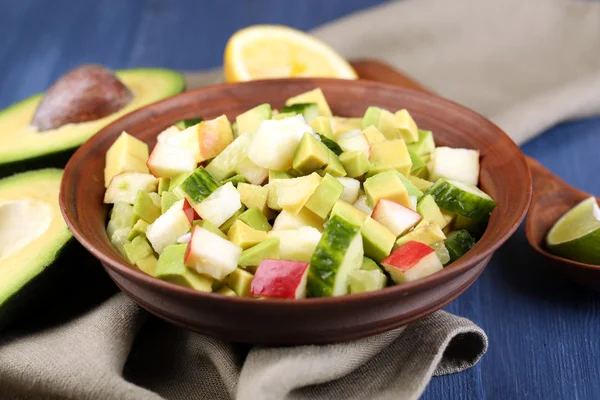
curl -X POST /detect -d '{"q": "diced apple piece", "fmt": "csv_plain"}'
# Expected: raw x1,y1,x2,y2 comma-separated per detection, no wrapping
104,131,149,187
147,142,196,178
372,199,422,236
382,241,443,283
336,177,361,204
428,147,480,186
337,130,370,158
247,115,313,170
104,172,158,204
268,227,322,262
250,259,310,299
182,198,200,224
196,115,234,162
353,195,373,215
156,125,181,143
234,156,268,185
184,225,242,280
195,182,241,228
146,199,192,254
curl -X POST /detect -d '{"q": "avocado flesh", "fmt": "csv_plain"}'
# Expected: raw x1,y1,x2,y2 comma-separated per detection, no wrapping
0,69,185,177
0,169,72,327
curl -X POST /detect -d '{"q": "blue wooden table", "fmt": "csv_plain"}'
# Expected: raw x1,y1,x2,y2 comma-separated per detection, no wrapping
2,1,599,399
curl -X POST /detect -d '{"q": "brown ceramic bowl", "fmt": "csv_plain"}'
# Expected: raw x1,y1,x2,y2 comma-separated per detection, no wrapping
60,78,531,345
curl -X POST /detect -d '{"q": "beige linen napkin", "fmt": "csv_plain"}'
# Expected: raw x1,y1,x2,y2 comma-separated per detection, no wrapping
2,0,600,399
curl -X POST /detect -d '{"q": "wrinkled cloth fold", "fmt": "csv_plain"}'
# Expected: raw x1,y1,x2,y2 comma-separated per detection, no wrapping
3,0,600,399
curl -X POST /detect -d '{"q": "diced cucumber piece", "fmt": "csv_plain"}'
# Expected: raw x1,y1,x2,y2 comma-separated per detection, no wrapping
317,133,343,156
396,172,424,200
307,215,364,297
174,166,220,207
281,102,319,123
107,201,135,238
169,172,192,192
445,230,476,262
426,179,496,221
453,215,486,238
174,117,203,130
408,175,434,191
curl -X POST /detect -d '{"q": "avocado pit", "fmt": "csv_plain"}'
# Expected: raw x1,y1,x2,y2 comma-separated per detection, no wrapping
31,65,133,131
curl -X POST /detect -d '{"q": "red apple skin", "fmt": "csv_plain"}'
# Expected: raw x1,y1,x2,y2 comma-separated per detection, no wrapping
382,241,435,272
250,259,309,299
183,198,200,223
146,144,162,178
183,225,200,265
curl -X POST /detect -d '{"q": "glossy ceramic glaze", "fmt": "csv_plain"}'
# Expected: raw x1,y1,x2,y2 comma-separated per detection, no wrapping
60,77,531,344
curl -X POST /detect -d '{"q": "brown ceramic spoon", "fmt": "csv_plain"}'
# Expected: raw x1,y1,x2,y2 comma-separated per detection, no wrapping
351,59,600,290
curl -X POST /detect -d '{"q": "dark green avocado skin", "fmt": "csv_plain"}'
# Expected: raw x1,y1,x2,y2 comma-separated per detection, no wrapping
0,148,74,179
0,240,116,332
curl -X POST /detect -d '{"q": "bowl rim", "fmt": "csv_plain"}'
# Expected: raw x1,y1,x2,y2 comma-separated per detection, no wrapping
60,77,532,307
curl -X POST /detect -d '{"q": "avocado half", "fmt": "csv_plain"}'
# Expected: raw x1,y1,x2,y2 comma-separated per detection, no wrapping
0,69,185,177
0,169,74,328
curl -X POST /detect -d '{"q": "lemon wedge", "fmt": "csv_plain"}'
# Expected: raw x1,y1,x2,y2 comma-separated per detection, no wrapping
224,25,357,82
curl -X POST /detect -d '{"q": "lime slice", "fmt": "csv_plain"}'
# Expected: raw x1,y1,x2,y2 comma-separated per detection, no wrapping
546,197,600,264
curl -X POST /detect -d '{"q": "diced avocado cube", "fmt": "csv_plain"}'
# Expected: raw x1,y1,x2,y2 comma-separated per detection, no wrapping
215,286,237,296
158,178,170,195
407,130,436,156
330,200,368,228
221,174,247,187
395,220,446,248
154,244,213,292
364,171,412,209
329,117,363,137
408,175,434,191
193,219,228,239
396,172,424,200
293,132,330,175
369,139,412,177
127,219,150,241
133,190,161,224
362,106,396,139
238,237,280,272
227,220,269,249
393,109,419,143
362,126,386,145
285,88,332,117
168,171,192,192
269,170,294,182
409,150,427,176
219,206,246,234
339,150,371,178
310,116,334,139
321,150,346,177
161,191,179,214
417,194,447,228
135,255,158,276
104,131,149,187
237,183,273,218
361,217,396,261
305,174,344,219
238,207,272,232
348,268,387,294
107,201,136,238
275,173,322,215
228,268,254,297
281,103,319,123
123,235,154,264
236,103,271,135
